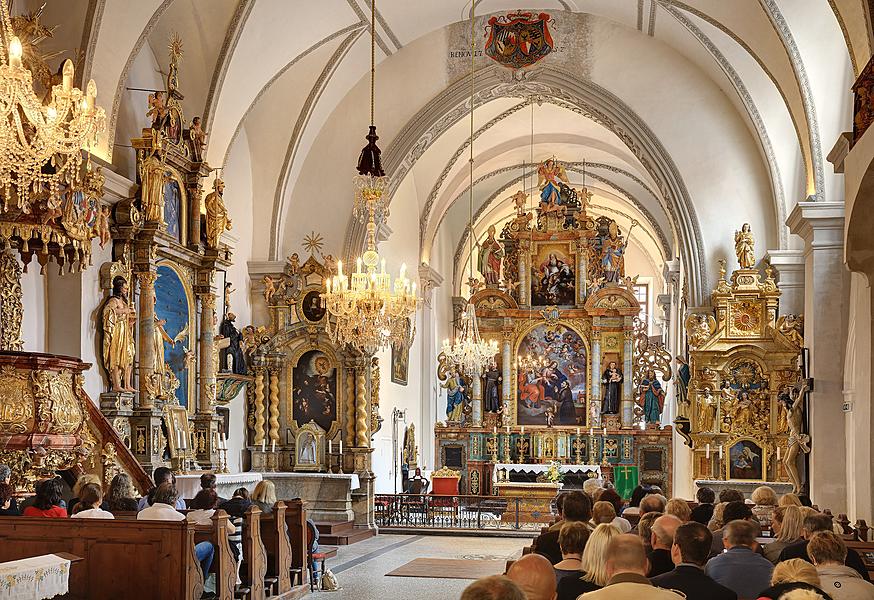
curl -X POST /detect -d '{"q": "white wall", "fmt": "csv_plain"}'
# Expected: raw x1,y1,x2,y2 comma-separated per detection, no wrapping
20,261,46,351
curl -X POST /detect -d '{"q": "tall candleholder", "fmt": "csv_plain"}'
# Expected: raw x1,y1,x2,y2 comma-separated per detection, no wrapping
502,433,511,463
588,431,596,464
487,433,499,463
572,436,584,464
338,451,345,474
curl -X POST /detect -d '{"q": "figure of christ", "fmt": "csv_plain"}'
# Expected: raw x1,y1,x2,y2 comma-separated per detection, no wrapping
102,276,137,392
299,433,317,464
782,379,810,492
601,361,623,415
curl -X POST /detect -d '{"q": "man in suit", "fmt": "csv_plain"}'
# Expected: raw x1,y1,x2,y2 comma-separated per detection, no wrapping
651,522,737,600
705,520,774,600
648,514,683,577
579,535,683,599
777,512,870,581
534,491,592,564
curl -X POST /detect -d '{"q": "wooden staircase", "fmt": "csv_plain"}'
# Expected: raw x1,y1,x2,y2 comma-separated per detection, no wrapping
314,520,375,545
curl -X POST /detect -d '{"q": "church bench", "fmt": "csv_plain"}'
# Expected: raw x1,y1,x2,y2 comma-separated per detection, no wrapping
257,502,310,598
0,516,204,599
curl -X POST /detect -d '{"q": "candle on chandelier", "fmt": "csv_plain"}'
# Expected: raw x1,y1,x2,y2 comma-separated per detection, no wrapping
576,427,581,436
272,440,276,453
62,60,74,92
706,443,710,459
8,36,22,68
719,445,723,459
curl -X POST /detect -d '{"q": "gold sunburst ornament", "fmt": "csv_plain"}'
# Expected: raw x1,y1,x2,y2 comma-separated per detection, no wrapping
303,231,324,256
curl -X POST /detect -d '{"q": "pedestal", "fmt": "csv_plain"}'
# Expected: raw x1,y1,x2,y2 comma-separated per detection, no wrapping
130,407,165,473
193,413,221,470
494,481,561,523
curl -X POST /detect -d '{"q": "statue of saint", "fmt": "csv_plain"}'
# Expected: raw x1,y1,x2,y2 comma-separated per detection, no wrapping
102,276,137,392
637,369,665,423
219,312,246,375
442,369,466,422
781,379,811,493
537,158,570,211
734,223,755,268
482,362,502,413
600,361,622,415
697,387,716,432
204,178,231,248
188,116,207,161
477,224,503,286
675,357,691,418
139,150,167,224
600,222,627,283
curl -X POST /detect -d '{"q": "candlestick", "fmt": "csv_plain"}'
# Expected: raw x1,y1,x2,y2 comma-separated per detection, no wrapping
272,440,276,453
706,443,710,459
719,444,723,460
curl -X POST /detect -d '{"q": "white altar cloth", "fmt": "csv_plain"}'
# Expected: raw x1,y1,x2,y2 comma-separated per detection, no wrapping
494,463,601,482
175,472,263,500
0,554,71,600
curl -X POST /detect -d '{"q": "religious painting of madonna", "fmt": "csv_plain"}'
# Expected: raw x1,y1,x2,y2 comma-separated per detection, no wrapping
516,324,587,426
292,350,337,433
727,439,764,480
531,244,575,306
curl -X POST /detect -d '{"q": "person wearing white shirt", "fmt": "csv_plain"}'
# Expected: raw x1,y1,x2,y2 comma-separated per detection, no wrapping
70,483,115,520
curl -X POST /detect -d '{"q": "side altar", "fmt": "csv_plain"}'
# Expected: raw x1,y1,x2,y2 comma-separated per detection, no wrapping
434,160,674,498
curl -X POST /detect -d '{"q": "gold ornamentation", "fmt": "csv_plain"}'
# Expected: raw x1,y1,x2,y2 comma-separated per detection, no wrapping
370,357,383,436
734,223,755,268
433,466,461,478
729,300,762,336
101,442,120,487
776,314,804,347
267,366,280,444
204,178,231,249
0,251,23,350
354,365,368,447
685,313,716,348
253,366,266,445
0,365,34,433
632,316,672,388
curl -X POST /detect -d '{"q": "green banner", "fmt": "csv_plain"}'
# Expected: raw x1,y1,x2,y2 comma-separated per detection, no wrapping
613,465,639,500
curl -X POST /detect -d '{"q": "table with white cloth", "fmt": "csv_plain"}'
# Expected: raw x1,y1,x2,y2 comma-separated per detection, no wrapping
175,471,263,500
493,463,601,485
0,554,73,600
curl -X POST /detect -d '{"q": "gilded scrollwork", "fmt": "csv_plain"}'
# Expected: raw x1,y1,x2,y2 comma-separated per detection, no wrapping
0,365,34,433
0,251,23,351
684,312,716,348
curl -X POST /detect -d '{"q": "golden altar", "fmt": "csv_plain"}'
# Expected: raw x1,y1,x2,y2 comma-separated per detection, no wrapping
494,481,562,523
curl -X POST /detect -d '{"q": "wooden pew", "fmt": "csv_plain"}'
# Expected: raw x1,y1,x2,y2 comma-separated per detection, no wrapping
259,503,292,595
282,499,308,588
0,516,203,599
242,504,268,599
192,509,237,600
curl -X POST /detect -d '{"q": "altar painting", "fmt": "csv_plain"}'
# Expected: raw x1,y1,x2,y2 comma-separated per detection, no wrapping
292,350,337,433
154,264,192,408
530,244,575,306
163,178,183,243
516,324,586,426
727,439,764,480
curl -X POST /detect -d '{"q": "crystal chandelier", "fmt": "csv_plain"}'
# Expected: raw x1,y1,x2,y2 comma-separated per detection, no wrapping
440,1,497,375
321,0,419,356
0,1,104,214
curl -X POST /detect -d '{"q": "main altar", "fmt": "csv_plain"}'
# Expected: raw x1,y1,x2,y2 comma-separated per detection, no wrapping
434,162,674,499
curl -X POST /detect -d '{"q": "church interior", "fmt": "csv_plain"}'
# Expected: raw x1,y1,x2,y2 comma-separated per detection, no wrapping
0,1,873,599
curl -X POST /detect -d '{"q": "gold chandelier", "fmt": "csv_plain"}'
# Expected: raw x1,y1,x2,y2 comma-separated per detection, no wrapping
0,1,105,215
321,0,419,356
440,1,497,375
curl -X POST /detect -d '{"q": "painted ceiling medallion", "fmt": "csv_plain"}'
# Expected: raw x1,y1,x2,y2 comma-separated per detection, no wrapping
484,12,554,69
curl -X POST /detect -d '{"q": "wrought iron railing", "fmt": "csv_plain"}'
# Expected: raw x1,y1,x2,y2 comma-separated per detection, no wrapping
374,494,554,531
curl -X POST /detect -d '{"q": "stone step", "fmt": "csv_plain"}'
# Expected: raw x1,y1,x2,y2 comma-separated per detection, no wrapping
314,520,354,535
319,526,376,546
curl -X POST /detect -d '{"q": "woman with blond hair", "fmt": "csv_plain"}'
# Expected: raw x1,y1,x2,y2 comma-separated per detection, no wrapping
556,523,620,600
752,485,779,529
764,505,805,563
708,501,728,532
251,480,277,514
780,492,802,507
665,497,692,522
756,558,833,600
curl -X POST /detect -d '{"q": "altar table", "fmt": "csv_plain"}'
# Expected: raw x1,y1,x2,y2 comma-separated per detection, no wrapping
0,554,73,600
493,463,601,483
494,481,562,524
175,471,263,500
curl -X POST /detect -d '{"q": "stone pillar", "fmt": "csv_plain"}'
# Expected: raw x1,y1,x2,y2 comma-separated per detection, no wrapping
354,361,369,447
136,270,157,409
591,328,601,428
501,332,512,425
252,364,266,446
576,239,587,305
518,239,530,306
787,201,848,510
418,263,442,467
198,292,217,414
267,362,281,445
765,250,806,316
472,367,483,427
622,317,635,427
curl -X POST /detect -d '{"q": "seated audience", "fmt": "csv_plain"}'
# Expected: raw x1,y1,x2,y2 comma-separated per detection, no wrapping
137,466,186,511
534,491,592,564
554,521,589,583
23,478,67,518
200,473,227,504
719,489,745,504
137,483,215,579
665,498,692,523
106,473,139,512
649,514,683,577
641,493,668,516
691,487,716,525
709,501,728,532
624,485,662,517
251,480,277,515
651,521,737,600
807,530,874,599
0,482,19,516
548,492,567,532
218,486,252,518
764,506,804,564
461,575,526,600
711,501,757,557
638,510,663,553
583,478,603,499
577,534,683,598
778,513,870,582
752,486,779,530
598,489,631,533
70,474,109,512
70,483,114,519
779,493,802,508
0,464,19,514
704,520,773,599
557,523,620,600
592,500,616,525
755,558,831,600
506,553,557,600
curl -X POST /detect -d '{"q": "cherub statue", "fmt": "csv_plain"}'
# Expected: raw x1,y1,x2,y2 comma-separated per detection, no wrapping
188,116,207,160
288,253,300,276
146,91,169,130
545,406,555,428
263,275,277,304
776,314,804,348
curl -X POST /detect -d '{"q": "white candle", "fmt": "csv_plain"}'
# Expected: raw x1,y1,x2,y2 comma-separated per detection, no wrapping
576,427,580,436
505,426,510,434
272,440,276,453
521,426,525,435
777,446,781,461
589,428,593,436
706,443,710,459
493,426,497,435
603,427,607,436
339,440,343,454
329,440,333,454
261,440,266,452
719,445,723,460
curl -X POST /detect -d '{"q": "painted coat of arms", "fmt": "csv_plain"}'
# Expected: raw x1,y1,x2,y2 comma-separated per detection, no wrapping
485,12,554,69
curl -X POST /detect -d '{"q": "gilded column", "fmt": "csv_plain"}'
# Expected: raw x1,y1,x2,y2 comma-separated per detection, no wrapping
253,365,266,445
622,317,635,427
198,292,217,414
267,362,280,444
501,332,512,425
136,270,157,409
345,365,356,445
518,240,530,306
355,363,368,447
0,251,23,351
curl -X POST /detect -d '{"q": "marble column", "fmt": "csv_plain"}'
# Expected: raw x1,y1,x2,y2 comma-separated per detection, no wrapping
765,250,806,316
576,240,588,305
518,240,530,306
136,270,157,409
591,329,601,428
502,333,513,426
198,292,217,414
787,201,848,511
267,362,281,445
418,263,443,467
622,318,635,427
252,364,266,446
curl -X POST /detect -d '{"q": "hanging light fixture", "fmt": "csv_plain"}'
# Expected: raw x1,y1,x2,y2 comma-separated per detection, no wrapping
0,1,104,215
441,2,498,375
322,0,419,356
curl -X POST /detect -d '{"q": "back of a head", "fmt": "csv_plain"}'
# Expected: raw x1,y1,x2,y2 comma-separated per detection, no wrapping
73,483,103,513
252,480,277,504
723,500,753,523
153,466,173,487
776,506,805,542
629,485,648,509
583,478,603,499
779,493,802,507
73,474,101,498
592,500,616,524
606,534,648,576
35,478,63,510
0,482,13,504
599,488,623,514
710,502,728,529
638,511,663,545
752,485,777,506
674,521,713,566
651,514,682,548
233,486,250,500
109,473,134,499
191,488,219,510
724,519,758,548
777,590,827,600
719,488,745,504
153,481,179,506
0,464,10,482
771,558,821,587
581,523,622,586
461,575,526,600
200,473,217,490
506,554,556,600
807,531,848,566
665,498,691,522
640,493,666,514
559,521,590,555
802,513,832,536
562,490,592,522
554,492,567,518
696,487,716,504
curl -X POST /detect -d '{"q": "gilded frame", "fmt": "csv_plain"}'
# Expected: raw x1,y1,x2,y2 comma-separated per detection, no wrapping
164,404,192,458
724,436,767,481
154,258,196,412
293,420,325,472
286,343,341,441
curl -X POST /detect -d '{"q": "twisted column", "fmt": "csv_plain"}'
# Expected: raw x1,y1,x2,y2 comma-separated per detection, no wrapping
268,364,280,444
345,366,356,445
198,292,217,414
354,364,368,447
253,365,266,445
136,270,157,409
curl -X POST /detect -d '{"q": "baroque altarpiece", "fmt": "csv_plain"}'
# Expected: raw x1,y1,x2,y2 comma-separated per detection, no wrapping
434,161,674,497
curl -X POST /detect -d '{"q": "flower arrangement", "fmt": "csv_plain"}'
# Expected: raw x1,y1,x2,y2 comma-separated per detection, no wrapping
544,460,565,483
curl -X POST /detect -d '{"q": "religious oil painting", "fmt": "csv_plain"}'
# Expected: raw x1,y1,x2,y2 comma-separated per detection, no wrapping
163,178,182,243
516,324,587,426
530,244,575,306
727,439,764,480
292,350,337,433
301,290,326,322
154,264,191,408
391,344,409,385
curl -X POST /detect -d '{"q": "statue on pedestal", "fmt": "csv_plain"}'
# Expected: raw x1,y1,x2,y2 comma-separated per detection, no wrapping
600,222,628,283
477,225,503,286
781,379,811,492
204,178,231,249
600,361,622,414
482,362,502,413
734,223,755,268
102,276,137,392
637,369,665,423
218,312,246,375
442,369,467,422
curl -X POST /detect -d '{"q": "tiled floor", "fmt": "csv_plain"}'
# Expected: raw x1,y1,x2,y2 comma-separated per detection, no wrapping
314,533,533,599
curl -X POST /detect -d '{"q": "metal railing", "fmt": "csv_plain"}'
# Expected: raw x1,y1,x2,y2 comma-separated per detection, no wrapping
374,493,554,531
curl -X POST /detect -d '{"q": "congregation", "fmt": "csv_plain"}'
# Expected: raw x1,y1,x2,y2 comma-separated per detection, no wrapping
462,483,874,600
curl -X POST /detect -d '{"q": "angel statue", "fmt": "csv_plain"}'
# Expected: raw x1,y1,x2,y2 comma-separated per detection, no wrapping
734,223,756,269
780,379,811,493
537,158,570,212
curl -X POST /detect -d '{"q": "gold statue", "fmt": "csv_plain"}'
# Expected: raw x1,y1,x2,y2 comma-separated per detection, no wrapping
139,146,167,224
188,116,207,161
153,297,181,399
734,223,755,269
204,178,231,249
102,276,137,392
781,379,810,492
697,387,716,432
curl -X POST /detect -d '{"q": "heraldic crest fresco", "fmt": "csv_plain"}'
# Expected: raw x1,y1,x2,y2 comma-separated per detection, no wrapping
484,12,554,69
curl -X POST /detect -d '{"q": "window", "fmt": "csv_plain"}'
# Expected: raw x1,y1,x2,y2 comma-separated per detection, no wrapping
632,283,649,324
